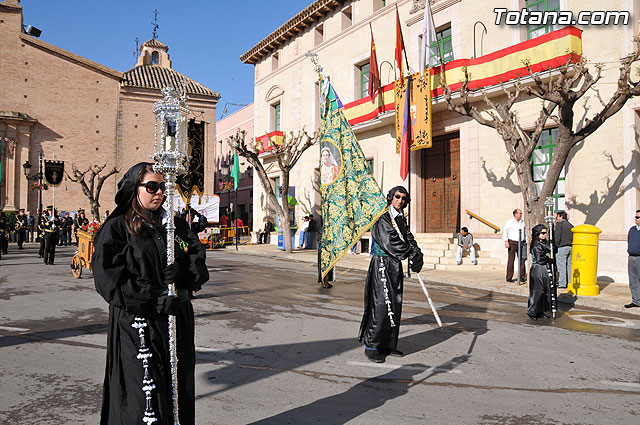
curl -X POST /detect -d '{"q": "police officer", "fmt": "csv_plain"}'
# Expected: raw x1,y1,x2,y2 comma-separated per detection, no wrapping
42,205,60,265
15,209,28,249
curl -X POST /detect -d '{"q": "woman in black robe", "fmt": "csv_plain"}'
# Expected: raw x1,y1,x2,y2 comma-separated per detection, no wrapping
527,224,552,320
92,162,209,424
358,186,423,363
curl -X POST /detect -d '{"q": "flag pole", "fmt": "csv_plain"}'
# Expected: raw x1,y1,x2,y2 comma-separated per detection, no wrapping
406,77,411,278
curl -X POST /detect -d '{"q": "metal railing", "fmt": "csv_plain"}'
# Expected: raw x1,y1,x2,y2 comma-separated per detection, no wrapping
465,210,501,233
199,226,251,249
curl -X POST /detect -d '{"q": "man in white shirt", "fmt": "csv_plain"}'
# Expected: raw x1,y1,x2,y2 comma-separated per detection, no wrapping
502,209,527,283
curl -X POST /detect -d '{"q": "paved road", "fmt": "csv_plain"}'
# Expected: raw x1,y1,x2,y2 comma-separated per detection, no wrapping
1,245,640,424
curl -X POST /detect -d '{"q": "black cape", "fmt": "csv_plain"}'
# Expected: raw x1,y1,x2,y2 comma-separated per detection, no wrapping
358,210,420,351
93,214,209,425
528,240,552,317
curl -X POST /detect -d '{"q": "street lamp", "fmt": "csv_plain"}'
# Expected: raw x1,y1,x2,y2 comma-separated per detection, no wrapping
22,152,43,215
219,160,230,219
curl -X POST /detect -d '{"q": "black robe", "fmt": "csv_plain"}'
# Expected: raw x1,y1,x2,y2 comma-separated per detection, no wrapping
528,240,552,317
358,210,420,351
92,215,209,425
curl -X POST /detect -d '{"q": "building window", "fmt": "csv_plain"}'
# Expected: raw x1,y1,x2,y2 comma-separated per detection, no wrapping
359,62,370,99
526,0,560,39
151,51,159,64
272,52,279,71
341,6,353,30
531,128,565,211
429,26,454,65
365,158,374,175
314,24,324,46
272,102,281,131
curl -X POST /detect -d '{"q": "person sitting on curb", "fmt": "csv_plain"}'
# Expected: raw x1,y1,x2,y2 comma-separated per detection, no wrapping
456,227,477,265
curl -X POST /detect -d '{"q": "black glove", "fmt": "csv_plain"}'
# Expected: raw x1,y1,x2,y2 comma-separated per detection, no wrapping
164,263,186,289
410,250,424,273
156,295,179,316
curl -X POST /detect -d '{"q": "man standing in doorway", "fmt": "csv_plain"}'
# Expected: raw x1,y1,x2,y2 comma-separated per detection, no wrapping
554,211,573,289
502,208,527,283
625,210,640,309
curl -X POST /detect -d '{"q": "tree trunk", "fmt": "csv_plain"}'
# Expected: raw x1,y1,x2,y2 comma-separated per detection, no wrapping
90,199,100,221
281,172,293,253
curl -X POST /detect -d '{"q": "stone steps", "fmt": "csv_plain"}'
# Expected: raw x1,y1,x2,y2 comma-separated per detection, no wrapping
413,233,502,270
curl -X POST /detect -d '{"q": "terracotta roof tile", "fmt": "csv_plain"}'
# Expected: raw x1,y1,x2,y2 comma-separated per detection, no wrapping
241,0,345,64
121,65,220,98
142,38,169,50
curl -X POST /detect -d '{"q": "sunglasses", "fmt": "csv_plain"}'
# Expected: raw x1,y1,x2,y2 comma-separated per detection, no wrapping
635,216,640,219
139,181,166,194
394,194,407,201
540,231,547,234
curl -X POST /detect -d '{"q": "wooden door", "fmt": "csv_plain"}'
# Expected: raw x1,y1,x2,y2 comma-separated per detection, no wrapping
422,134,460,232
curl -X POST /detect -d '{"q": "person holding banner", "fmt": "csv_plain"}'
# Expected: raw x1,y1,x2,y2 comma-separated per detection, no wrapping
92,162,209,424
358,186,423,363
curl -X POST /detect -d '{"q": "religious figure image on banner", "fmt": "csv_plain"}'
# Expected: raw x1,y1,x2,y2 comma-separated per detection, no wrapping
44,160,64,186
320,142,342,185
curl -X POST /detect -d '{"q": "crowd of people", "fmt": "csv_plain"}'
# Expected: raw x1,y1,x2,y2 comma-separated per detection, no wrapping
0,206,92,262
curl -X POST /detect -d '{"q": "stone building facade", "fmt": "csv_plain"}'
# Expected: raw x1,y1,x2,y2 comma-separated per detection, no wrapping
0,0,219,216
242,0,640,282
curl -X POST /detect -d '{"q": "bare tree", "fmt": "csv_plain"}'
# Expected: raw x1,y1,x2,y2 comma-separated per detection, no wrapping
442,38,640,227
66,163,119,219
229,128,317,252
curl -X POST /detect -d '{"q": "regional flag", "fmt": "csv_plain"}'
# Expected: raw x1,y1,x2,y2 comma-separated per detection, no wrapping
395,6,406,85
368,25,381,103
318,76,387,280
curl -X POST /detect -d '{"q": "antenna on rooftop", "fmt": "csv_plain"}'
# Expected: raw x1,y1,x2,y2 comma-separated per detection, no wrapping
151,9,159,39
133,37,140,59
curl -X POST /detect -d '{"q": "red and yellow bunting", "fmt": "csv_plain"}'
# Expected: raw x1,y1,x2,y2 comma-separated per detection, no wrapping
342,26,582,126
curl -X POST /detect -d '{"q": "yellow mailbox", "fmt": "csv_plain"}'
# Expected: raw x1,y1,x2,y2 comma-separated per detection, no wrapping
568,224,601,296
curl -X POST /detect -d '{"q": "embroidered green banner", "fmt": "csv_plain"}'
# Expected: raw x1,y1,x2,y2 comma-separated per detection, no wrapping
319,78,387,279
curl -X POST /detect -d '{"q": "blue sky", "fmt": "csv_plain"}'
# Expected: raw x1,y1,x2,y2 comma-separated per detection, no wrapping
21,0,312,119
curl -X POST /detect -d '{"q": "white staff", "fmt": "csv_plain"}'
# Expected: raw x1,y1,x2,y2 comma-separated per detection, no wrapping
416,273,443,328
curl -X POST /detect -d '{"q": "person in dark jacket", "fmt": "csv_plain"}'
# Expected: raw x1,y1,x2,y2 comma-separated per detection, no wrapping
259,216,275,244
527,224,552,320
553,211,573,289
358,186,423,363
625,210,640,308
92,162,209,425
42,206,60,265
305,214,317,249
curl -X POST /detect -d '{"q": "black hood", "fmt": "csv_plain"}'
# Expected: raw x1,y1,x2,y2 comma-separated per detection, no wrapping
530,224,548,251
110,162,151,221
